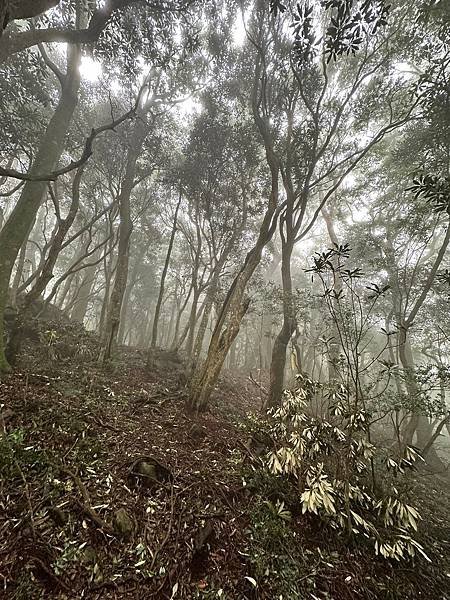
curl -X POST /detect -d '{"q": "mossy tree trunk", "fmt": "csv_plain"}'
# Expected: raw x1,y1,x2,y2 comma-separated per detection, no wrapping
188,191,279,412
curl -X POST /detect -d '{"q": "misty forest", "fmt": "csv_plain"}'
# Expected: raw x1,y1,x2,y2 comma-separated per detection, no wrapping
0,0,449,598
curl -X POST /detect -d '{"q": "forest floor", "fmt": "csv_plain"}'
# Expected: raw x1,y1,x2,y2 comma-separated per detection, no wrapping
0,319,449,600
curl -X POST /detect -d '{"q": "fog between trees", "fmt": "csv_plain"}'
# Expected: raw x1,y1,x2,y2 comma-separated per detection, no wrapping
0,0,449,597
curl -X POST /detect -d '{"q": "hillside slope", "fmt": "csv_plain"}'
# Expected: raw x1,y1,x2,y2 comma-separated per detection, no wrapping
0,322,449,599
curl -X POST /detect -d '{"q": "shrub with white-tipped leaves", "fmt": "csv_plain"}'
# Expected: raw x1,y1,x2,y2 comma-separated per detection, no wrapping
262,376,429,562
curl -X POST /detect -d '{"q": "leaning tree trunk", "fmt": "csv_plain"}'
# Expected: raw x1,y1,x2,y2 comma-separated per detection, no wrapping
117,245,144,344
170,281,193,349
24,164,85,311
397,222,450,453
0,44,81,373
191,273,219,365
173,293,204,353
69,248,103,324
70,264,97,324
188,42,282,411
100,122,145,362
398,326,445,469
188,196,279,413
189,293,251,412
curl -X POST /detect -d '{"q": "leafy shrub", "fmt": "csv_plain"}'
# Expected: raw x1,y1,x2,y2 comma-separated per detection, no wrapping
248,376,429,562
246,497,311,598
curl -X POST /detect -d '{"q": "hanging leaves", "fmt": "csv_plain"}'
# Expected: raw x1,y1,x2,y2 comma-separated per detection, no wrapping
285,0,391,68
323,0,390,62
269,0,287,16
407,173,450,214
291,2,317,64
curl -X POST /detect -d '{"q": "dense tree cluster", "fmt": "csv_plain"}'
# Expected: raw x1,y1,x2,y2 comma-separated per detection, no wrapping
0,0,448,469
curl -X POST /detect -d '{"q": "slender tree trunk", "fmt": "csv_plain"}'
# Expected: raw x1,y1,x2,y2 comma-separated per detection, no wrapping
182,291,203,354
57,271,76,310
172,296,205,353
98,236,115,334
267,238,296,408
0,43,81,373
70,263,98,324
188,197,279,412
421,414,450,459
191,278,215,362
151,188,182,347
117,243,145,344
25,164,85,310
170,282,193,349
9,240,28,306
164,298,177,347
100,121,145,362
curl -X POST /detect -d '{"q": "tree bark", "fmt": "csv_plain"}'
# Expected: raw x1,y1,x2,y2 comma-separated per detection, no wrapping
267,237,296,408
0,0,142,63
151,188,182,347
100,120,145,361
0,42,81,373
191,271,220,364
188,195,279,412
1,0,60,31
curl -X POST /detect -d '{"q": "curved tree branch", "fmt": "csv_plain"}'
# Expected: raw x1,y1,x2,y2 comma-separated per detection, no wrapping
0,101,139,182
0,0,140,63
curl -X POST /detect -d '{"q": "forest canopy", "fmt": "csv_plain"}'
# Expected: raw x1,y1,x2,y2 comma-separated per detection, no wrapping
0,0,449,598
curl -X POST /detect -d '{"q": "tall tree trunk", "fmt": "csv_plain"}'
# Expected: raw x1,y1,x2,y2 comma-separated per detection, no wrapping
188,197,279,413
0,43,81,373
57,271,75,310
151,188,182,347
187,57,281,412
267,238,296,408
170,281,193,349
117,241,146,344
97,232,116,334
100,121,145,362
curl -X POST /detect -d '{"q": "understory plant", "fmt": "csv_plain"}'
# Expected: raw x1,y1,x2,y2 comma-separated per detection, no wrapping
246,245,431,562
262,379,429,561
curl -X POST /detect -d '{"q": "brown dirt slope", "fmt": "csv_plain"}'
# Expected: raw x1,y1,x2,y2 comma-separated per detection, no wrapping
0,323,449,599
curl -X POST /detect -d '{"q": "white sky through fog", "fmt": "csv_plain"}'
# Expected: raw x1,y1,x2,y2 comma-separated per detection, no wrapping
79,55,102,82
78,54,203,118
232,5,253,47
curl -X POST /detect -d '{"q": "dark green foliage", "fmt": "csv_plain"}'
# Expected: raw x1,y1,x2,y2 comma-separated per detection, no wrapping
0,428,48,479
246,498,312,598
407,173,450,214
